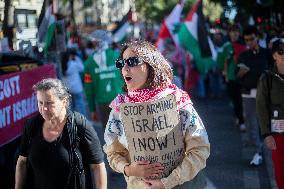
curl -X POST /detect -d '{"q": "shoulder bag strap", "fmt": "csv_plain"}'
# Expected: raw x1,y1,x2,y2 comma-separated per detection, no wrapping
65,112,85,189
65,113,76,189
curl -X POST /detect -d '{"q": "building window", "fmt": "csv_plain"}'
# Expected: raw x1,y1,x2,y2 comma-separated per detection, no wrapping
84,0,93,7
17,14,27,28
27,14,37,28
85,13,93,25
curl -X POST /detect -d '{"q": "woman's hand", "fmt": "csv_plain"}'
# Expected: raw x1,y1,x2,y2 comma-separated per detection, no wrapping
91,163,107,189
264,135,276,150
143,179,166,189
15,155,27,189
124,161,164,177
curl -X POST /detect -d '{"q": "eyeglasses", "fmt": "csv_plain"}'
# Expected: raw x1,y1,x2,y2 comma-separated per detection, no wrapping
115,57,142,69
277,49,284,55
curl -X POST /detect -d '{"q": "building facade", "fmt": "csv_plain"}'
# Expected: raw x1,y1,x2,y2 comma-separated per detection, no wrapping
60,0,132,26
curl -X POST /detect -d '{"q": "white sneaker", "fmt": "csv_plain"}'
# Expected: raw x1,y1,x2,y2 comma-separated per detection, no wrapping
235,118,239,126
239,124,246,132
250,153,263,166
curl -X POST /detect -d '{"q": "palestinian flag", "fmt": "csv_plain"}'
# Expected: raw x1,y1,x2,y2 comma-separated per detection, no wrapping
156,0,184,53
112,10,132,43
177,0,216,74
37,0,56,54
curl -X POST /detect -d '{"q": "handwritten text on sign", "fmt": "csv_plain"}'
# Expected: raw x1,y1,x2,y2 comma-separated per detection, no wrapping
120,94,184,179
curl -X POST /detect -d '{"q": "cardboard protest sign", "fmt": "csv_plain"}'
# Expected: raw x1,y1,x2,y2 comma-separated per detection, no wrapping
120,94,184,179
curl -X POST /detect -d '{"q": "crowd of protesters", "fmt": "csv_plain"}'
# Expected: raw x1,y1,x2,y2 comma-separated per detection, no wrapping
13,18,284,189
68,19,283,182
145,21,284,188
208,22,284,189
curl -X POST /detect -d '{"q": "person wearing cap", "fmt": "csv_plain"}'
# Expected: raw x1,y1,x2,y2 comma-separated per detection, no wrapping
256,38,284,189
236,26,271,166
103,40,210,189
84,30,124,129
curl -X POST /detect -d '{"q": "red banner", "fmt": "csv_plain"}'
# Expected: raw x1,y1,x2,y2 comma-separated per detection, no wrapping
0,64,56,146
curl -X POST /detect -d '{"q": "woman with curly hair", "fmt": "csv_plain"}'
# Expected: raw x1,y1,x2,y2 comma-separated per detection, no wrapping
104,40,210,189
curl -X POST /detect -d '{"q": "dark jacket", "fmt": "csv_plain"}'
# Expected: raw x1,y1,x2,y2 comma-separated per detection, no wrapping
256,68,284,137
237,48,269,93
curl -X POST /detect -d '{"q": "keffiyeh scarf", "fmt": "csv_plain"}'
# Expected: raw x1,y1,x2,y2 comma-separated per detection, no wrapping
110,82,192,112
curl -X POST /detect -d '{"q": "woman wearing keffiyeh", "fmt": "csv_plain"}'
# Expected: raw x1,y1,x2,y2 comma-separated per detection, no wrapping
103,40,210,189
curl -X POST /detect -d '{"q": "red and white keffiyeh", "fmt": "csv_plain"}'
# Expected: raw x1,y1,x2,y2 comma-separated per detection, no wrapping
110,82,192,112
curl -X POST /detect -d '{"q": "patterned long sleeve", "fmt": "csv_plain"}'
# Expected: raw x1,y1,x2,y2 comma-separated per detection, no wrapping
161,104,210,189
104,110,130,173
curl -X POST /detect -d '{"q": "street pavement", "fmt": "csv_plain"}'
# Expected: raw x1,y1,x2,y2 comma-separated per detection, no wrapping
93,96,275,189
194,96,274,189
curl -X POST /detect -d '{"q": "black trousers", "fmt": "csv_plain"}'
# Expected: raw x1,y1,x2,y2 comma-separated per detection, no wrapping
226,80,244,125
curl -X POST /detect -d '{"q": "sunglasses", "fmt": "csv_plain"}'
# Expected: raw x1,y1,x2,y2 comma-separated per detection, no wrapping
115,57,142,69
277,49,284,55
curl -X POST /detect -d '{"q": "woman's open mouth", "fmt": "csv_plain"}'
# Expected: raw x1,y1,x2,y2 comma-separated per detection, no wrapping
125,76,132,82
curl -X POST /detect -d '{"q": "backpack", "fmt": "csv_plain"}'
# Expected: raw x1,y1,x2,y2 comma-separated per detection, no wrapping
264,70,284,134
262,71,272,129
25,111,90,189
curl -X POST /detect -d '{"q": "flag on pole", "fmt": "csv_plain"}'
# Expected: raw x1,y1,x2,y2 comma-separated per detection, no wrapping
112,10,132,43
37,0,56,54
156,0,184,53
177,0,216,74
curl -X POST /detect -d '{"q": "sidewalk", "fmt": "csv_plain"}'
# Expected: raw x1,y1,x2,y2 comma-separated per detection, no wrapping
263,146,277,189
193,96,274,189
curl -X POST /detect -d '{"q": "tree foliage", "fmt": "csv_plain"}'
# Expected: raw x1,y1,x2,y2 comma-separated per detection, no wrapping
135,0,193,23
203,0,223,22
211,0,284,26
134,0,222,23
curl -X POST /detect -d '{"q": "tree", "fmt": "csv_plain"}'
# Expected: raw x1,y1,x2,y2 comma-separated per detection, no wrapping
134,0,194,23
134,0,222,24
211,0,284,26
203,0,223,22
